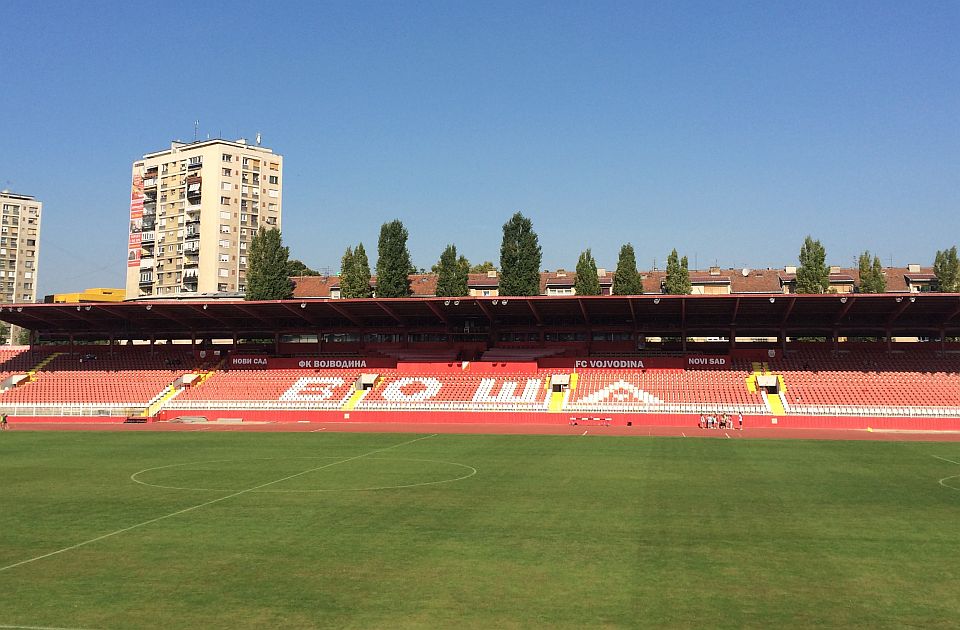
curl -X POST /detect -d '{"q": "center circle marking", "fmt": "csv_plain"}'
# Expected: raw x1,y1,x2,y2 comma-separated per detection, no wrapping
130,456,477,493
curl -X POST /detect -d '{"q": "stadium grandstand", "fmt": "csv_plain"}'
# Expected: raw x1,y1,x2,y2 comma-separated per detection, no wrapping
0,291,959,431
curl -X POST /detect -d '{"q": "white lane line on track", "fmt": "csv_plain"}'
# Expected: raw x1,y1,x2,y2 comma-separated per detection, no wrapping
933,454,960,466
725,432,731,439
581,430,588,436
311,428,326,432
0,434,437,574
681,432,686,438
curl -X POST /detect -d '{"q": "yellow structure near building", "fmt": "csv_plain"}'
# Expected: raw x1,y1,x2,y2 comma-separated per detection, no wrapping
51,288,125,303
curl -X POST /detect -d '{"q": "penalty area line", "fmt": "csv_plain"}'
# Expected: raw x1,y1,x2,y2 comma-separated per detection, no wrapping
932,454,960,466
0,434,437,575
0,625,99,630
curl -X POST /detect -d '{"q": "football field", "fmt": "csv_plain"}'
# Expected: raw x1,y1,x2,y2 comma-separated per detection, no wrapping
1,431,958,629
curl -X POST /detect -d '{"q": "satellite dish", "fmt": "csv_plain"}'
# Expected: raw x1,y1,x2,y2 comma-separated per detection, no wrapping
741,268,750,277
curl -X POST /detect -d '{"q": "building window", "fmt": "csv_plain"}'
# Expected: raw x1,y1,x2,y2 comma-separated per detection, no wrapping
218,269,229,278
189,156,202,165
221,181,232,191
219,254,229,263
218,283,228,291
220,196,230,205
222,153,232,162
222,168,232,176
220,225,231,234
239,256,247,265
268,175,279,184
268,189,279,198
220,211,231,220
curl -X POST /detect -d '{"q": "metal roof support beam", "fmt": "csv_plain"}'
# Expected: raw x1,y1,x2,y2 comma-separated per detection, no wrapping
886,297,912,328
833,296,855,326
327,302,364,328
526,300,543,326
424,301,450,327
376,302,404,325
235,304,278,329
281,302,321,327
139,305,196,333
187,304,236,330
577,299,591,327
779,296,797,326
730,297,741,327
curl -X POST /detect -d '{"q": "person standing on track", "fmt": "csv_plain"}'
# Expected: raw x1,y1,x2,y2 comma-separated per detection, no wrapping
0,412,8,430
738,411,743,430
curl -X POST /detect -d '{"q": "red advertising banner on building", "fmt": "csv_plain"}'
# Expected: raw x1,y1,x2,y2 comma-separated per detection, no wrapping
538,355,730,370
229,356,398,370
128,173,144,267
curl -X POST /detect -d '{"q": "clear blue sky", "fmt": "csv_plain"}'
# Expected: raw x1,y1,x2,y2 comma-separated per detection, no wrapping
2,0,957,296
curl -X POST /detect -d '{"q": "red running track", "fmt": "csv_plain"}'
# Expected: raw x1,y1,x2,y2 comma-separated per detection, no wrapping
6,420,960,441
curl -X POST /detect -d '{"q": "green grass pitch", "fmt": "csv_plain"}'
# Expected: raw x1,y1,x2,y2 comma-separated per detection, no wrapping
1,431,959,629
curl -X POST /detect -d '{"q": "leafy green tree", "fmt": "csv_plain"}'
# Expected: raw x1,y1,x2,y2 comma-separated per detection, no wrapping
286,259,320,277
795,236,830,294
339,246,354,295
857,251,886,293
664,249,692,294
470,261,497,274
341,243,372,298
499,212,542,296
574,249,601,295
15,327,30,346
435,244,469,297
612,243,643,295
376,220,412,297
245,227,294,300
934,246,960,292
352,243,373,297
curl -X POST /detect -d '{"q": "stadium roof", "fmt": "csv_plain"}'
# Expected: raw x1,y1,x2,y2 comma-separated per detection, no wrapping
2,294,960,340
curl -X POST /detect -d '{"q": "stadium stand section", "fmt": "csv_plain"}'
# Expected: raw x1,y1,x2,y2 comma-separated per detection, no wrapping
2,294,960,428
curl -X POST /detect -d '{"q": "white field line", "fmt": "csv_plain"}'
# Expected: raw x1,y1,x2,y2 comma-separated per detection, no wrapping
932,454,960,466
0,434,436,574
0,625,98,630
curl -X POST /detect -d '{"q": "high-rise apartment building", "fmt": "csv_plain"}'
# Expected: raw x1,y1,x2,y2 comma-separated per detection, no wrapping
0,191,42,304
126,139,283,298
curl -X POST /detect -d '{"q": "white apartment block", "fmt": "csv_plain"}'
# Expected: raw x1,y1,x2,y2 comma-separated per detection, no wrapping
0,191,42,304
126,139,283,298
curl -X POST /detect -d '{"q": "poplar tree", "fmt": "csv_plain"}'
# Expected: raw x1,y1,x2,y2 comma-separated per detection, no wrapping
435,244,469,297
574,249,601,295
340,244,372,298
499,212,542,296
857,251,886,293
376,220,412,297
612,243,643,295
934,246,960,293
664,249,692,295
339,246,355,297
795,236,830,294
245,227,294,300
351,243,373,298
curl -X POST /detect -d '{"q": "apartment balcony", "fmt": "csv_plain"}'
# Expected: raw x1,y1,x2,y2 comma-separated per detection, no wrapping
187,161,201,170
140,231,155,243
139,276,154,286
185,228,200,239
143,178,158,188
